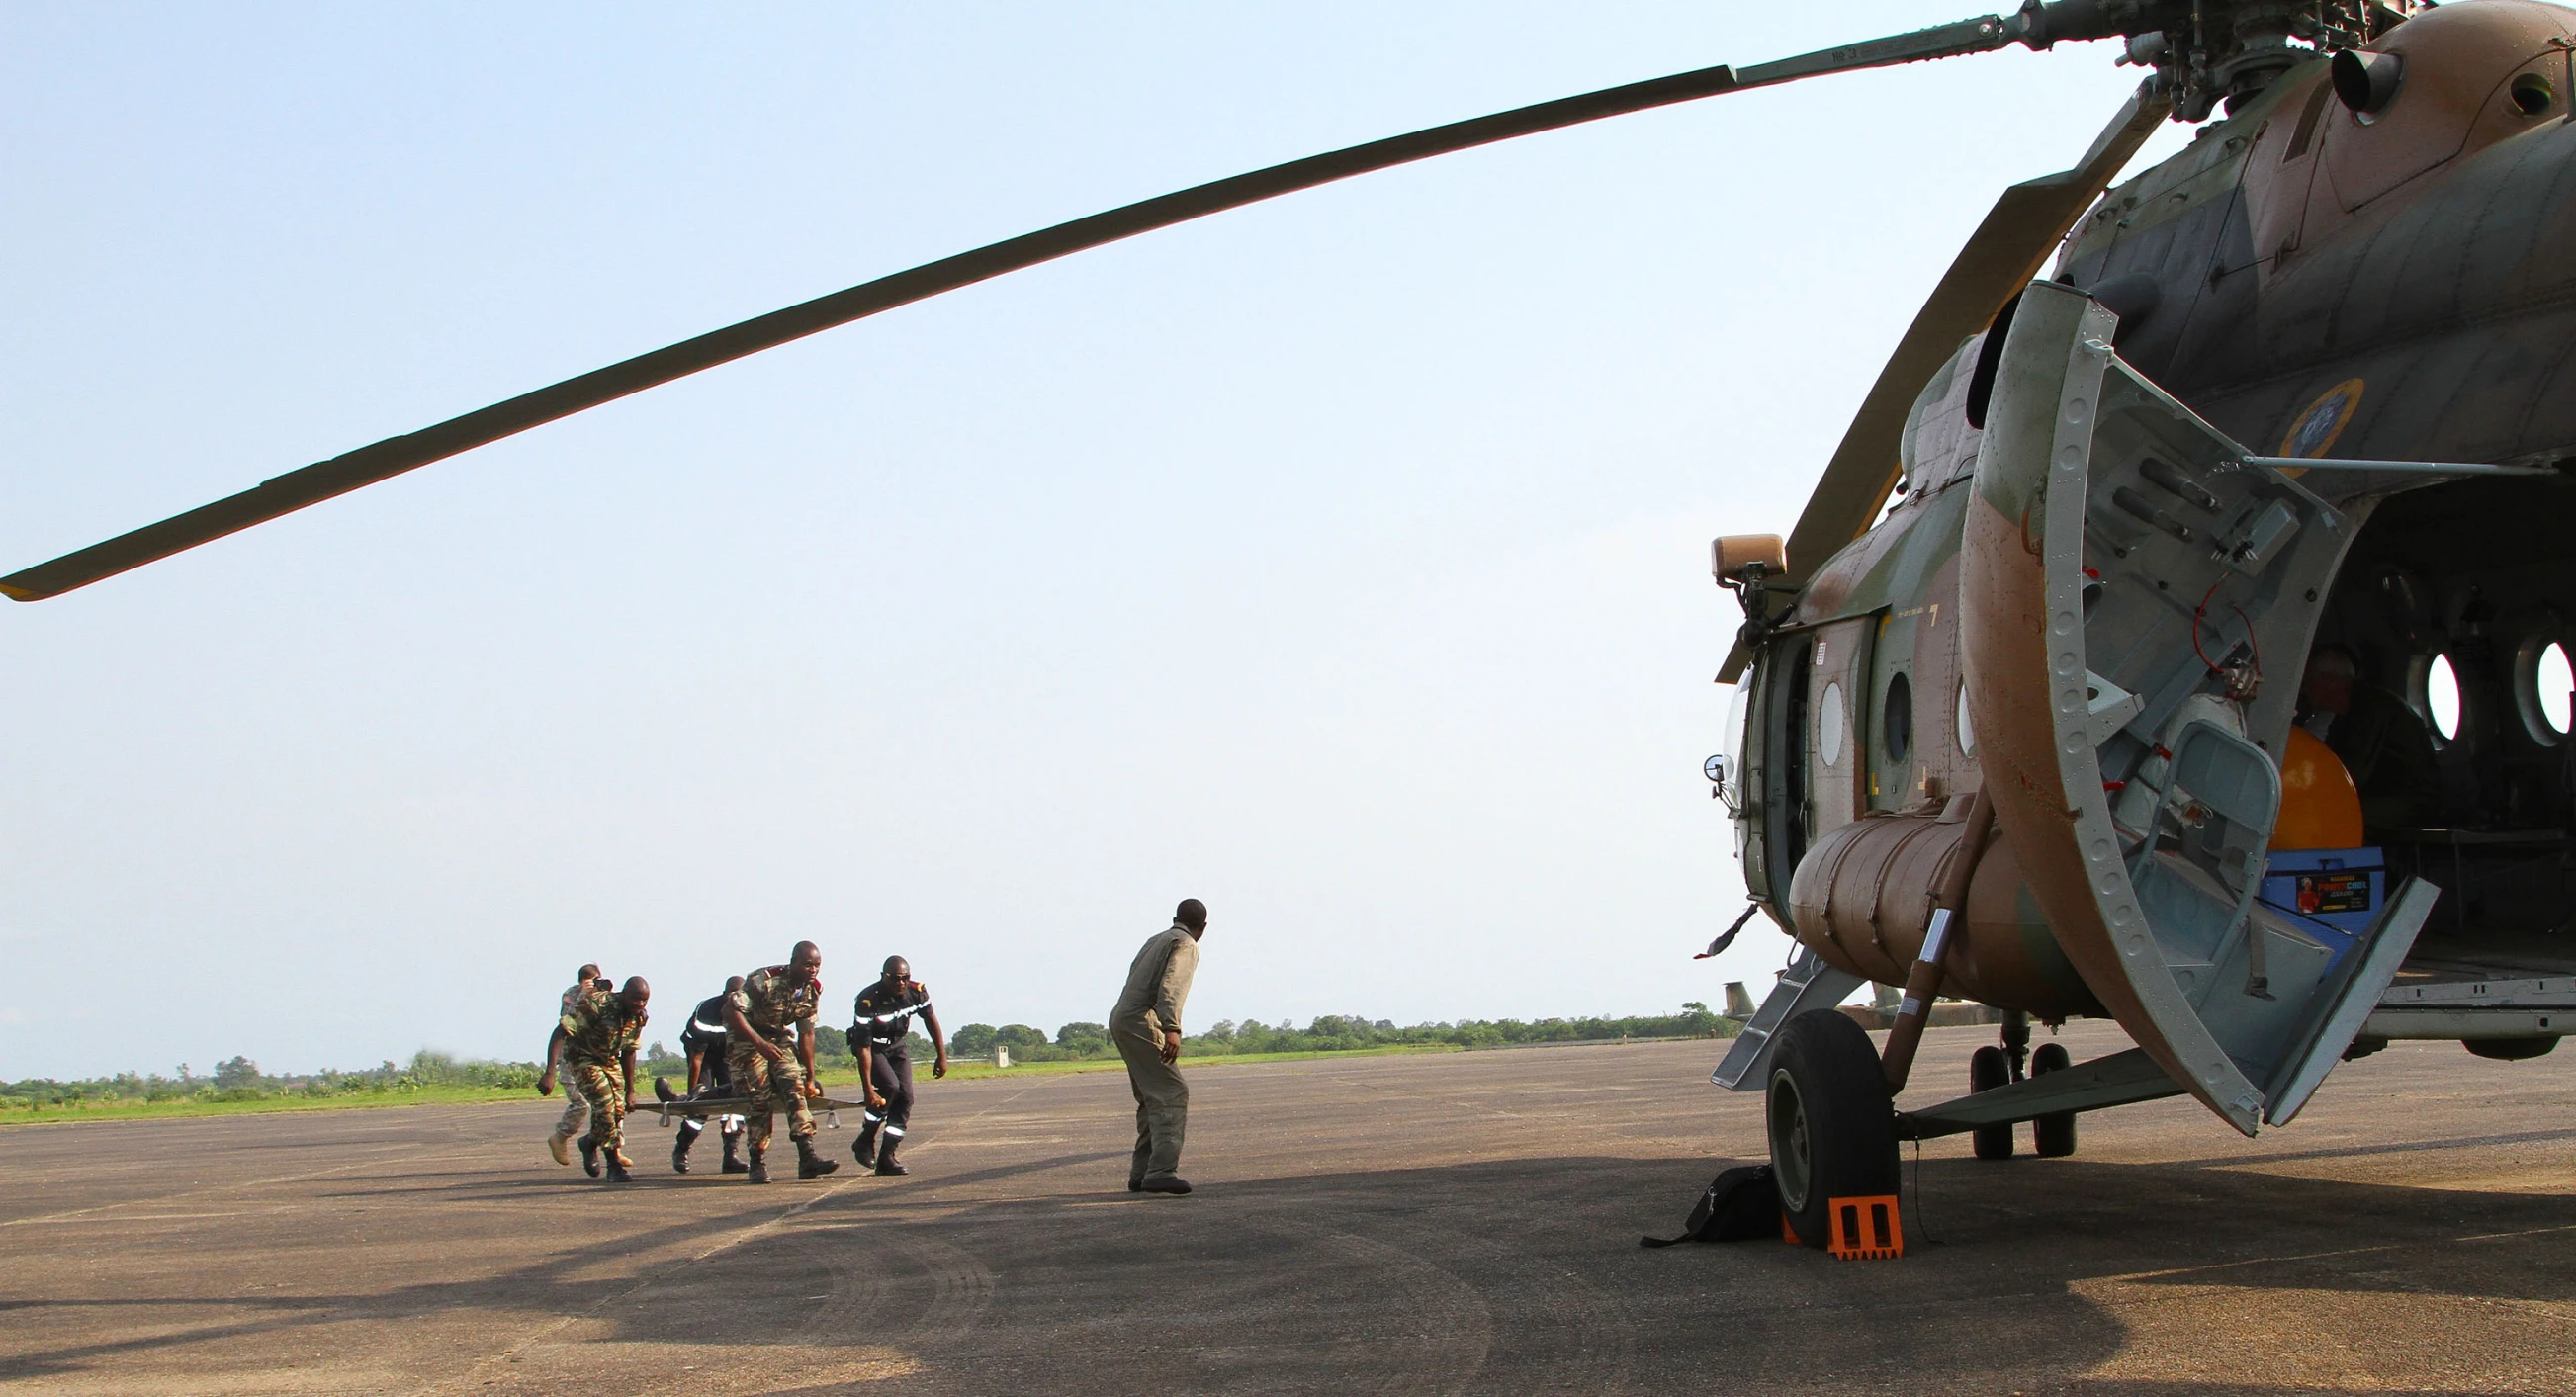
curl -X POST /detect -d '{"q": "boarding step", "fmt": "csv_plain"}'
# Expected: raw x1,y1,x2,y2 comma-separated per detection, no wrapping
1712,946,1864,1091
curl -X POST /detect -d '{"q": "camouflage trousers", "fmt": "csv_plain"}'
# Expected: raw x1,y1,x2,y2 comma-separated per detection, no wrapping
547,1088,590,1143
726,1043,815,1151
570,1063,627,1154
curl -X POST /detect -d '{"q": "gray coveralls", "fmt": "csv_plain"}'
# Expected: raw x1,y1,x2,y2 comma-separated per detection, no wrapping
1110,922,1201,1188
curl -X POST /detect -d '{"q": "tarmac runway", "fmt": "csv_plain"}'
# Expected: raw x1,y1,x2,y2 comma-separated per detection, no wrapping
6,1020,2576,1395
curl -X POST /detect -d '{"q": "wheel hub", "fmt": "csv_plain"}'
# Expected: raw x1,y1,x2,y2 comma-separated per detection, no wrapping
1767,1068,1813,1212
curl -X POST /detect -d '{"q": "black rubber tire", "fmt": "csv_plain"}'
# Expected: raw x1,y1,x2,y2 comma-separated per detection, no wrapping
1969,1044,2014,1161
1766,1009,1900,1249
2030,1041,2077,1158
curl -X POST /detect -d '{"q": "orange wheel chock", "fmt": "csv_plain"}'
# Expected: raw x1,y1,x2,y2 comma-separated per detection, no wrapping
1824,1195,1904,1260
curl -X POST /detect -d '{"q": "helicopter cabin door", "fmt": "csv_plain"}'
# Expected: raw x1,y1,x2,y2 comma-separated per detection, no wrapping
1959,282,2441,1135
1805,616,1878,839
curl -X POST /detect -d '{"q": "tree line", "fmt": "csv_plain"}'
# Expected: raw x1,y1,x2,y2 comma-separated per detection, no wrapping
4,1005,1736,1104
0,1050,542,1108
948,1004,1733,1062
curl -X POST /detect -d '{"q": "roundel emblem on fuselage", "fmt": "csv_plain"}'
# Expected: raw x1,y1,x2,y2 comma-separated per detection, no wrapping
2279,378,2364,459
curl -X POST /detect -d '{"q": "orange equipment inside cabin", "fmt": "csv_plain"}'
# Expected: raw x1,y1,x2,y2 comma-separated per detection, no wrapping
2271,725,2364,851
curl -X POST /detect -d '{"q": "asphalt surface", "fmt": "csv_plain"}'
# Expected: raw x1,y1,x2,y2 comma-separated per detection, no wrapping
6,1022,2576,1395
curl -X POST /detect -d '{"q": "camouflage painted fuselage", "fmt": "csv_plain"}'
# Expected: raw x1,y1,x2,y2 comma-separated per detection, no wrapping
1735,0,2576,1023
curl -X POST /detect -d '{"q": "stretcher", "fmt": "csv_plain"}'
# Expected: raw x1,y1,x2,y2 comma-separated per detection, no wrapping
649,1081,873,1130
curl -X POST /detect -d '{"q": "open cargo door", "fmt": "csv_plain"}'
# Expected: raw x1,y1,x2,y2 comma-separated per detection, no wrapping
1959,283,2438,1134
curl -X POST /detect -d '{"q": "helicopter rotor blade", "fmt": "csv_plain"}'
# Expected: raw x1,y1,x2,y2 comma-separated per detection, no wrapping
1716,79,2170,682
4,13,2051,603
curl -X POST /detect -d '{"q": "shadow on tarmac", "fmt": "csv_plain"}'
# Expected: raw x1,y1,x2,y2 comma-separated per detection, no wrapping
12,1144,2576,1391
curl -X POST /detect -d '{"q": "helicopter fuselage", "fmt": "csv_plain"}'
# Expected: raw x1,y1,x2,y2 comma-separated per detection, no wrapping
1726,0,2576,1130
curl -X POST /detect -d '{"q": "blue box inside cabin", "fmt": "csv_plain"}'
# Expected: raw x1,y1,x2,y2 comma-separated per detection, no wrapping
2257,847,2384,965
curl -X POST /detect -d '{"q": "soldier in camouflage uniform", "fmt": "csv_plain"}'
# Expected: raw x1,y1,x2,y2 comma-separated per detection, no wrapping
538,963,601,1167
561,976,652,1184
724,942,841,1183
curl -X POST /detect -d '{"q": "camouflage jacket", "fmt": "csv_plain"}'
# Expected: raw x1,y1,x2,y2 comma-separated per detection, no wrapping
561,988,647,1068
730,966,823,1041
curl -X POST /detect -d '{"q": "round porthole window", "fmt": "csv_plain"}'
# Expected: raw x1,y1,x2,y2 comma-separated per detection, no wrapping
2539,643,2573,734
2518,638,2573,744
2425,653,2463,742
1818,681,1846,768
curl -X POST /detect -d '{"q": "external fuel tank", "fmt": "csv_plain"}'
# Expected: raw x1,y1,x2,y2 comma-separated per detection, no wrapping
1784,798,2105,1020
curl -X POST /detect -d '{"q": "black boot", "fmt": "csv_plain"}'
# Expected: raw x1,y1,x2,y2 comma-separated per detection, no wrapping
796,1139,841,1180
672,1122,700,1174
720,1130,749,1174
604,1151,634,1183
579,1139,602,1179
851,1120,880,1169
748,1145,769,1184
873,1134,909,1177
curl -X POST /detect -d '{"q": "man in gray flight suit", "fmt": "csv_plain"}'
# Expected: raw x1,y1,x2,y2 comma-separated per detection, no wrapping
1111,898,1205,1195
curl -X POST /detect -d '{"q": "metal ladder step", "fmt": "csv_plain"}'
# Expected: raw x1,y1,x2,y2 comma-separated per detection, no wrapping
1713,946,1865,1091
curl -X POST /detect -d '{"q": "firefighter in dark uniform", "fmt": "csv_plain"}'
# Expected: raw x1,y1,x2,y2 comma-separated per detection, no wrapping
656,975,750,1175
850,956,947,1176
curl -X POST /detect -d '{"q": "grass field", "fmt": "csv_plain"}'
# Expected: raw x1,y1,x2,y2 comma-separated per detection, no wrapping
0,1084,545,1126
0,1044,1472,1126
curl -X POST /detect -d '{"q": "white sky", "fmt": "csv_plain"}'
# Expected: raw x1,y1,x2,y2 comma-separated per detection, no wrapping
0,3,2190,1079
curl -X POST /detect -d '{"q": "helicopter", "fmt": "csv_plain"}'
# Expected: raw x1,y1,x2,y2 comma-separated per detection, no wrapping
1701,0,2576,1250
11,1,2576,1251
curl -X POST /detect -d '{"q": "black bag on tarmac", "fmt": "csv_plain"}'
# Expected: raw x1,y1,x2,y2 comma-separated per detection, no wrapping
1640,1163,1778,1247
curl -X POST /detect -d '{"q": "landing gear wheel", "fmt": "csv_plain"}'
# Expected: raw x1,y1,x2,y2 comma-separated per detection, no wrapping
1969,1044,2014,1161
1766,1008,1900,1250
2030,1041,2077,1158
